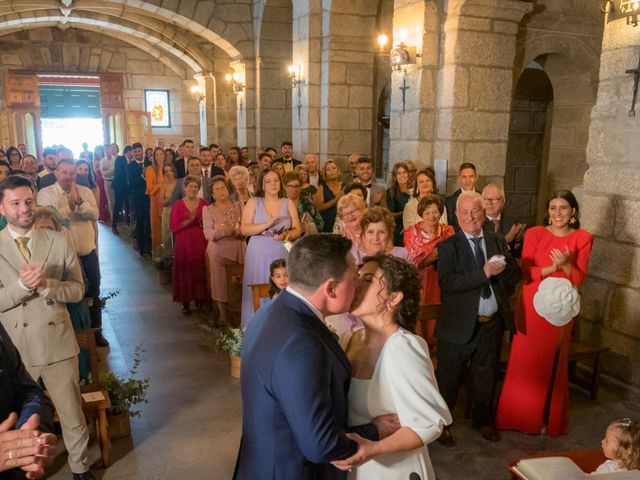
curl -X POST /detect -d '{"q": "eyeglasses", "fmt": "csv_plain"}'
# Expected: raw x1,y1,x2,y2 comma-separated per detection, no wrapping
483,197,504,204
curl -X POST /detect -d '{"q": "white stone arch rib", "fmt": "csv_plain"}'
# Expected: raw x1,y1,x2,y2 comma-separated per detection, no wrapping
0,16,202,74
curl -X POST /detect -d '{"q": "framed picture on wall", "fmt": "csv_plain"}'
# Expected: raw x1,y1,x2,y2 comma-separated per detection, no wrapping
144,89,171,128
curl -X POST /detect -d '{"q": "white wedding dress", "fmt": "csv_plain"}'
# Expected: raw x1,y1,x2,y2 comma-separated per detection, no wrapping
346,328,451,480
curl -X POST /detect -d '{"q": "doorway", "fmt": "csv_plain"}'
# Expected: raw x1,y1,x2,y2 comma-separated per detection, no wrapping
39,84,104,157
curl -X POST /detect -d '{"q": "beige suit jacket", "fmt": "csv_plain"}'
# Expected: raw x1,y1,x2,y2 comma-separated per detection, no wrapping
0,227,84,367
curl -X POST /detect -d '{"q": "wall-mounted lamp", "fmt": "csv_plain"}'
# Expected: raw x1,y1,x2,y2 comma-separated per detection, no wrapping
376,30,418,71
190,84,205,102
288,64,305,88
287,64,305,122
603,0,639,26
225,72,245,95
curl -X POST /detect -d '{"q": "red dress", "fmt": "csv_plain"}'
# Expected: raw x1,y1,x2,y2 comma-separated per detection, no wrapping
169,198,209,303
496,226,592,436
404,222,455,344
95,169,111,223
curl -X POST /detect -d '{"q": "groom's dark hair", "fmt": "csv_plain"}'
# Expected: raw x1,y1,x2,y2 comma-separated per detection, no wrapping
288,234,352,292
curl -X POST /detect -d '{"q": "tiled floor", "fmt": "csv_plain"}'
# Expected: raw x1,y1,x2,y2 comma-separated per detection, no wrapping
45,224,640,479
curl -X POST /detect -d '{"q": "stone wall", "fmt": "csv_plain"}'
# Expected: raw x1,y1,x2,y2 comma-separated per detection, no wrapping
580,18,640,388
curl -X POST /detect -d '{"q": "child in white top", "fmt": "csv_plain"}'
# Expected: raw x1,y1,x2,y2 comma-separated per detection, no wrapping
593,418,640,474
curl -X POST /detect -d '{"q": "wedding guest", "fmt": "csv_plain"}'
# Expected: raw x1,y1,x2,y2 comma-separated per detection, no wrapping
386,162,412,246
496,190,592,437
445,162,478,232
214,153,228,176
404,195,455,345
240,168,301,326
268,258,287,299
99,144,116,219
332,254,451,479
295,164,317,200
0,160,11,183
227,146,242,169
229,166,252,206
343,183,367,202
404,160,418,185
203,176,246,325
164,148,176,166
593,418,640,473
169,175,209,315
333,194,367,245
403,169,448,228
272,161,285,180
92,146,110,223
354,157,386,208
351,207,409,264
21,155,39,185
5,146,21,170
75,160,98,205
283,171,323,235
144,147,154,165
316,159,343,232
272,141,300,173
481,183,525,257
145,147,165,257
304,154,320,187
160,163,177,255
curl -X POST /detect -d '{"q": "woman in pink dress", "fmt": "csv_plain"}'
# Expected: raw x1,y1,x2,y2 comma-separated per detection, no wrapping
169,175,209,314
203,175,246,325
403,195,454,345
496,190,593,436
92,146,110,223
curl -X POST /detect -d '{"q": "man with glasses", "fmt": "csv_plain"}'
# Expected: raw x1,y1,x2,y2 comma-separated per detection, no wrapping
481,183,524,257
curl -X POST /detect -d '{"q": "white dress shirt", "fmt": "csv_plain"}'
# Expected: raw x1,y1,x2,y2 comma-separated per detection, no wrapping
100,155,115,181
462,230,498,316
37,183,99,256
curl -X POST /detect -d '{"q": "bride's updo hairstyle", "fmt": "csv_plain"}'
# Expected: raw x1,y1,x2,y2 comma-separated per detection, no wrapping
362,253,421,332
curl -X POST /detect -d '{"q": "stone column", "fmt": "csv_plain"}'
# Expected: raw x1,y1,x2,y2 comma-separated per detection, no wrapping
580,18,640,388
194,72,217,146
388,0,440,175
230,60,256,150
319,0,377,164
433,0,532,191
292,0,323,159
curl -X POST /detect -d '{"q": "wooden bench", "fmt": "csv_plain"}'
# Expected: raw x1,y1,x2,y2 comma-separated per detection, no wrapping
250,283,271,313
225,264,244,326
75,329,112,468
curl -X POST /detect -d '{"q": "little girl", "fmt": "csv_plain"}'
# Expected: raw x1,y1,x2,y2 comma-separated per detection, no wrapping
594,418,640,473
268,259,288,300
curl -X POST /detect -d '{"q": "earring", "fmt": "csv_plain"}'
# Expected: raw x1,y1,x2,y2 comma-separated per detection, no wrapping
570,216,576,225
548,218,552,225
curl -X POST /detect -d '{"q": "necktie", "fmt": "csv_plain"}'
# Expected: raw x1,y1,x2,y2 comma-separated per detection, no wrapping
471,237,491,299
491,218,500,233
16,236,31,262
204,168,209,179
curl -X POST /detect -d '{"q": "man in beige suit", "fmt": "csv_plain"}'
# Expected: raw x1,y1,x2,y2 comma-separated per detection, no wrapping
0,176,94,480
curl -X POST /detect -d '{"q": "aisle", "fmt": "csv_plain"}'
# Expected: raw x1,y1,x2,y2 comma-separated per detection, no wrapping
48,224,241,479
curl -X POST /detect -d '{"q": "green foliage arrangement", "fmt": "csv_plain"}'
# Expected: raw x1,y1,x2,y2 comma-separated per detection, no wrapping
215,327,244,358
152,246,173,271
101,344,150,417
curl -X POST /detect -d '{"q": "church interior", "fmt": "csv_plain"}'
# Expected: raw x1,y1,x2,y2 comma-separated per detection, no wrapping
1,0,640,478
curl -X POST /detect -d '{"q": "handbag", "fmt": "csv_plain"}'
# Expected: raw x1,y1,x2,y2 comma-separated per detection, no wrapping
300,211,318,235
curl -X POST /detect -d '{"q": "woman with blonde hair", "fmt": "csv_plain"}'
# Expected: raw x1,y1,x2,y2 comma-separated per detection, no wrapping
333,194,367,245
229,165,252,205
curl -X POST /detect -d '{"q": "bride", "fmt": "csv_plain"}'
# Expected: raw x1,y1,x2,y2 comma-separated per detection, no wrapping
333,254,451,479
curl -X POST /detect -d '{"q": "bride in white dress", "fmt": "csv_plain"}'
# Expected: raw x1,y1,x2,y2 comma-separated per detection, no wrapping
333,254,451,480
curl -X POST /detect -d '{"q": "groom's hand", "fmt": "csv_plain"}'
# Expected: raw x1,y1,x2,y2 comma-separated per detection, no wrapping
372,413,400,439
330,433,377,471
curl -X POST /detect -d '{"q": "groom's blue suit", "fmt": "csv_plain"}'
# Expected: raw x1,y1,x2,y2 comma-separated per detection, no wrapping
233,290,378,480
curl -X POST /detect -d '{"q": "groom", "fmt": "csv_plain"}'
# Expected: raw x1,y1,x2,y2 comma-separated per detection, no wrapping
234,234,390,480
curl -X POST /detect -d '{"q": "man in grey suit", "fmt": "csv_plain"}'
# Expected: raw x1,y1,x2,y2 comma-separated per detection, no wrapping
0,176,94,480
170,156,212,205
354,157,387,208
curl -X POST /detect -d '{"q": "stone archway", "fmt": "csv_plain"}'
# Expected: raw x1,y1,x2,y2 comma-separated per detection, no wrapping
504,64,553,227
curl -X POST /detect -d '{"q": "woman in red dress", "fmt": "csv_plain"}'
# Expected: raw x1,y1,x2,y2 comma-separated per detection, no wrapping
169,175,209,314
496,190,592,436
403,195,454,345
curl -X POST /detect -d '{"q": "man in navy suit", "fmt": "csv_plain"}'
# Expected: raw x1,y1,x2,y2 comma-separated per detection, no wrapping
436,191,520,446
234,234,388,480
445,162,479,232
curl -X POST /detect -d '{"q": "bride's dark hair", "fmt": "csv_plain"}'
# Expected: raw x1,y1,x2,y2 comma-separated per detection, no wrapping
361,254,421,332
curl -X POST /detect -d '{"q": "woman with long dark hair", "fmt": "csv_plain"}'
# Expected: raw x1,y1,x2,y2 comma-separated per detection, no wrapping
386,162,412,246
239,168,301,326
496,190,593,436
